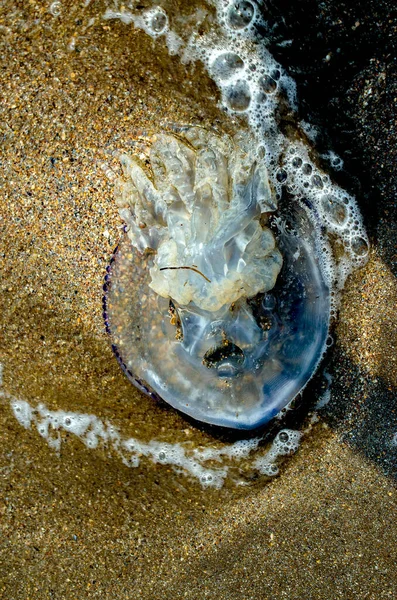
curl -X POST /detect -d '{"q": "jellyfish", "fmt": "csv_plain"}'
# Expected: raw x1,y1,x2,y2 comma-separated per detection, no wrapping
103,127,330,429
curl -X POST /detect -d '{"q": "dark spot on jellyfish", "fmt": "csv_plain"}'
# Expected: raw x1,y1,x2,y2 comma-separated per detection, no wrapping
150,10,167,34
351,236,369,257
203,341,245,378
227,0,255,30
211,52,244,81
225,80,251,111
247,293,277,331
259,74,277,94
321,195,348,226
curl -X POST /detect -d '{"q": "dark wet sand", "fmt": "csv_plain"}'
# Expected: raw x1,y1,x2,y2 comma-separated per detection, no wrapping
0,1,396,598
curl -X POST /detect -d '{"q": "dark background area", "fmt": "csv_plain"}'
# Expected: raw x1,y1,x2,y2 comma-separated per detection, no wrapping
263,0,396,250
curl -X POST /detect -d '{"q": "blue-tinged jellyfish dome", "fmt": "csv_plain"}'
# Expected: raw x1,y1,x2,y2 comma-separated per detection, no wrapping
104,127,330,429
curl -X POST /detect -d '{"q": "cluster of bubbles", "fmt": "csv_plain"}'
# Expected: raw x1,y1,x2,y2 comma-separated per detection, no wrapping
3,3,372,490
254,429,302,476
281,142,369,313
191,1,297,122
96,0,369,478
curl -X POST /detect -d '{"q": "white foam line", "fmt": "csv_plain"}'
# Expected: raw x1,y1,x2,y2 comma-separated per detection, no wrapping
8,396,304,487
0,363,302,487
7,395,263,488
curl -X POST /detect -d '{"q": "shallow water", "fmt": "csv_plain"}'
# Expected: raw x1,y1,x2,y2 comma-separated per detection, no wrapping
1,0,396,597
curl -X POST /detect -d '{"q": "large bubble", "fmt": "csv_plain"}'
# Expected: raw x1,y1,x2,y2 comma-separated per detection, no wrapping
211,52,245,81
225,79,251,111
227,1,255,30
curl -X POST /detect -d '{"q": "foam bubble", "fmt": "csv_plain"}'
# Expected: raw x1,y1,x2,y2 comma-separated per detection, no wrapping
225,79,251,111
49,1,61,17
226,1,256,30
210,52,245,81
322,150,344,171
351,235,370,257
259,73,278,94
144,7,168,35
321,195,348,226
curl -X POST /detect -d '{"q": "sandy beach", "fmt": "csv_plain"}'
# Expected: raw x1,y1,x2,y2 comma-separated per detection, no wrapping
1,1,396,598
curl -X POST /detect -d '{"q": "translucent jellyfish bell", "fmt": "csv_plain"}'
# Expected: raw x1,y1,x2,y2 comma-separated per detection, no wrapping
104,128,330,430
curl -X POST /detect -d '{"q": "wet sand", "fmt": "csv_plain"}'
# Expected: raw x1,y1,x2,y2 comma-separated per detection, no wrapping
1,1,396,598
